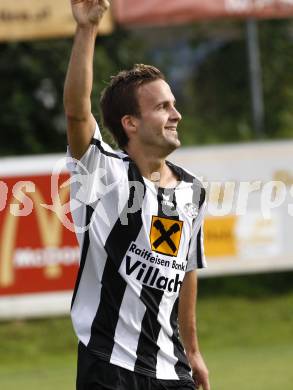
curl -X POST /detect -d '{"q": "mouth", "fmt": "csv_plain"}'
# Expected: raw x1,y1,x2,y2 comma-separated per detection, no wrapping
165,126,177,132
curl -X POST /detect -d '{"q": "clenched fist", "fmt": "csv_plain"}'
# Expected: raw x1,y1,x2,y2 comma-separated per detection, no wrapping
71,0,110,27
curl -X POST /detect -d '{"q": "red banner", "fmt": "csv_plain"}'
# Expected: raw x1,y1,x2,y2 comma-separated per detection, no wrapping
113,0,293,26
0,173,78,296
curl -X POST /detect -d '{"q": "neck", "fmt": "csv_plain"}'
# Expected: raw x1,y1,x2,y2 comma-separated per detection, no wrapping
125,145,178,188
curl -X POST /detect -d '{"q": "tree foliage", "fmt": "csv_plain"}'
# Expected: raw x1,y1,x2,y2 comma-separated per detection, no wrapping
0,19,293,156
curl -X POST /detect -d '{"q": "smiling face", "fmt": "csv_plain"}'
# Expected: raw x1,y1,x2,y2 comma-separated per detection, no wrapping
133,79,182,157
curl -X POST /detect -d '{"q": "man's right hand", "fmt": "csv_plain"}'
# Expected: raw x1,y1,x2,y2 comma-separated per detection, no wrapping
71,0,110,27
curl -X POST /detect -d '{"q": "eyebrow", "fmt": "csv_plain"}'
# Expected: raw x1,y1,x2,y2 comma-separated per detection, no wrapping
155,98,176,107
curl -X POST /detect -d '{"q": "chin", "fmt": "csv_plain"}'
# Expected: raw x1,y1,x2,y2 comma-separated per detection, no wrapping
175,139,181,148
169,136,181,149
164,139,180,156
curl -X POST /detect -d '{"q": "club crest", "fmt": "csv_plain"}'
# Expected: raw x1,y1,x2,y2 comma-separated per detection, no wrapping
184,203,199,218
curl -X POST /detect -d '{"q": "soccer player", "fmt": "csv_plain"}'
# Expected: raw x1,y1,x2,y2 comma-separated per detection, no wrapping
64,1,210,389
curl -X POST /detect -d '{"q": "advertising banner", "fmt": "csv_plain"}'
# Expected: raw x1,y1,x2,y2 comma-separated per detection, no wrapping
1,140,293,319
0,156,79,318
0,174,78,295
113,0,293,26
0,0,113,42
171,140,293,277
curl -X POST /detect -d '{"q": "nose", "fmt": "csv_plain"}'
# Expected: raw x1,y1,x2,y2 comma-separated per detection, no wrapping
172,106,182,122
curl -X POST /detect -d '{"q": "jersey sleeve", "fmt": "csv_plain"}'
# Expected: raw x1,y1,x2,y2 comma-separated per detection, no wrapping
186,199,207,272
66,121,126,205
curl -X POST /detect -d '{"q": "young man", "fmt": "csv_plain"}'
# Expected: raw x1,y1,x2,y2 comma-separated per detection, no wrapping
64,1,210,389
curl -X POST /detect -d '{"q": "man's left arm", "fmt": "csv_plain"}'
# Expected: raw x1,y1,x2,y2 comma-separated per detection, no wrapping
178,270,210,390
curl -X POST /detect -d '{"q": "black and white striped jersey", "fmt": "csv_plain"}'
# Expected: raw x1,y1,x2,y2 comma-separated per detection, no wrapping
68,122,206,380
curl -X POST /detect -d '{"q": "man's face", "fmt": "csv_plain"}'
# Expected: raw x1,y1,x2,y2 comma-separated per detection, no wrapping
134,79,182,156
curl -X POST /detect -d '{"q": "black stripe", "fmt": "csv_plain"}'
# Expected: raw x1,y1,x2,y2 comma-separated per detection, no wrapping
134,286,164,374
167,160,205,208
158,187,165,216
71,205,94,309
199,187,206,208
166,160,195,184
87,162,145,356
157,187,179,220
91,138,130,161
134,187,180,375
170,298,192,378
196,228,203,269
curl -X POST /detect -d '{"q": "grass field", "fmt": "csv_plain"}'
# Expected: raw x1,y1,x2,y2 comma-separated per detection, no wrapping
1,273,293,389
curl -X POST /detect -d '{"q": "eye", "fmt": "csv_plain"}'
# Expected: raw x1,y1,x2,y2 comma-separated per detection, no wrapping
157,102,168,110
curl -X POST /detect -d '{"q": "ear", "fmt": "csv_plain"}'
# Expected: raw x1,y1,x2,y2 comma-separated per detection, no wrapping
121,115,138,138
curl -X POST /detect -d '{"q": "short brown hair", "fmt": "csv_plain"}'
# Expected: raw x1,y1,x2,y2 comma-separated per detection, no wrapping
100,64,165,148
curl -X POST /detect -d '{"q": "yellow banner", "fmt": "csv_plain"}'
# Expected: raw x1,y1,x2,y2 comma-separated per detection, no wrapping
204,216,237,258
0,0,113,42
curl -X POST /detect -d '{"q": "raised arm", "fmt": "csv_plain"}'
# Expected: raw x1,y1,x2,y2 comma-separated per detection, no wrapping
178,270,210,390
64,0,110,160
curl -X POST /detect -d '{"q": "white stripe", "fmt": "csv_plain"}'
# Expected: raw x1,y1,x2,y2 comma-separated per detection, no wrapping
110,284,145,369
71,244,108,346
156,293,179,379
95,180,130,247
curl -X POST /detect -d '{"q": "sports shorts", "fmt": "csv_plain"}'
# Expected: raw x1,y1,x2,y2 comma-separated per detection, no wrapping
77,342,195,390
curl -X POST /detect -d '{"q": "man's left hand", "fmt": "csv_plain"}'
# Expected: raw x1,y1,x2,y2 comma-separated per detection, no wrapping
188,351,210,390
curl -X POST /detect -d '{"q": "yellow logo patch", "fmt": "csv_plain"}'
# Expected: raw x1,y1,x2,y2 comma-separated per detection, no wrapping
150,216,183,257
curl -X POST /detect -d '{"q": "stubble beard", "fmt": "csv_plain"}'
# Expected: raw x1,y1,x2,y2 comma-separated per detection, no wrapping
157,133,181,158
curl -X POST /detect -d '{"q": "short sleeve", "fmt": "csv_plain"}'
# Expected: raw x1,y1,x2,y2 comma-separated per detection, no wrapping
186,200,207,272
66,121,127,205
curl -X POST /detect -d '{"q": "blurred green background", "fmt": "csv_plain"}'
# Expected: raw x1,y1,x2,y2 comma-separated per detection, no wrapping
1,19,293,155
